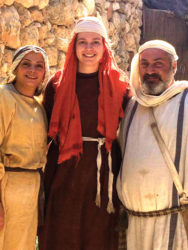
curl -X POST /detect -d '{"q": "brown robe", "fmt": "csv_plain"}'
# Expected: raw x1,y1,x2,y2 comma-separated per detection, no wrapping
38,72,123,250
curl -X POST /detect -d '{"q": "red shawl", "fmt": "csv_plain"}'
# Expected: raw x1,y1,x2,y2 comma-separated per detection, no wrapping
49,34,128,164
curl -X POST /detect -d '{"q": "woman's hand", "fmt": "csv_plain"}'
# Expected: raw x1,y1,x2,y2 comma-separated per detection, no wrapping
0,202,4,230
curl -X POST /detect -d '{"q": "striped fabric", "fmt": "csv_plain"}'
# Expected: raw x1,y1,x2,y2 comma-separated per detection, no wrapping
118,205,127,250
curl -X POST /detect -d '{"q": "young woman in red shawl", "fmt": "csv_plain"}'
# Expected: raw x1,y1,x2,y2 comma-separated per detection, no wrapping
38,16,128,250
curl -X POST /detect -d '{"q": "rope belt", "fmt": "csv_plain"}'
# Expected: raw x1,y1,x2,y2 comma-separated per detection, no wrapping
5,166,44,226
125,204,188,217
82,137,115,213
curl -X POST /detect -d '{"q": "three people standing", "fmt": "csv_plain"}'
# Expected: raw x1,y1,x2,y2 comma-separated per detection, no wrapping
1,16,185,250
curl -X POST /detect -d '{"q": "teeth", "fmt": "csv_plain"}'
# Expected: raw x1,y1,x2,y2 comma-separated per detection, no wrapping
84,54,95,57
26,75,37,79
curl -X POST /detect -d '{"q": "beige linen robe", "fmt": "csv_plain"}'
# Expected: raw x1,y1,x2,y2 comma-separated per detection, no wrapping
0,84,47,250
117,88,188,250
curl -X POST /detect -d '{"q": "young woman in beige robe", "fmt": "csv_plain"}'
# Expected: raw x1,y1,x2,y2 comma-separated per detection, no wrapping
0,45,49,250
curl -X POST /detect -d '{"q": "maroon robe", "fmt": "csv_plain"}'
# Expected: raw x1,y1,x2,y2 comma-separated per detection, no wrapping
38,72,123,250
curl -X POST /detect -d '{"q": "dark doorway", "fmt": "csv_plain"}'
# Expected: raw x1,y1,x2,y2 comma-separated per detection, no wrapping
141,5,188,80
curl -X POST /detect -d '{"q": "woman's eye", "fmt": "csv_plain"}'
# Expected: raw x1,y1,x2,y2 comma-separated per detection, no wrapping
22,62,30,67
36,64,44,69
79,41,86,45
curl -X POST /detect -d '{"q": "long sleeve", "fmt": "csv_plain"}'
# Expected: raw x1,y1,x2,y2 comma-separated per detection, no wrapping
0,86,16,179
42,77,59,199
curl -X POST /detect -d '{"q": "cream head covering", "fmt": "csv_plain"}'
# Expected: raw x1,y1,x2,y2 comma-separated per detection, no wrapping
129,40,188,107
139,40,179,61
10,45,50,95
74,16,108,40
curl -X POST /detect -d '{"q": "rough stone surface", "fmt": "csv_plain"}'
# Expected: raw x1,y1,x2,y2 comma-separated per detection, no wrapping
20,23,40,46
15,4,32,28
0,43,5,66
0,0,143,82
44,1,76,26
45,46,58,66
4,0,14,6
55,37,69,53
30,8,44,23
15,0,49,9
58,51,66,69
0,6,21,49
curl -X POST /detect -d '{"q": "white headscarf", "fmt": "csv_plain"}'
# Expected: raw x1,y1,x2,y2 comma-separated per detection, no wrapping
74,16,108,40
130,40,188,107
7,45,50,96
11,45,49,88
139,40,178,61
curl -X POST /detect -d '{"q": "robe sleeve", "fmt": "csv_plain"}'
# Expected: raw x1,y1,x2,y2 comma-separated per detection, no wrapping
0,87,16,180
118,97,135,156
42,77,59,200
122,87,132,111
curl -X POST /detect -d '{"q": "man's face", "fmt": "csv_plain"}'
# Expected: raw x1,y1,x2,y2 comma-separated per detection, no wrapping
139,48,177,95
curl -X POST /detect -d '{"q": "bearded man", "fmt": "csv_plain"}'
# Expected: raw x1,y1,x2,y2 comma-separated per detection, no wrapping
117,40,188,250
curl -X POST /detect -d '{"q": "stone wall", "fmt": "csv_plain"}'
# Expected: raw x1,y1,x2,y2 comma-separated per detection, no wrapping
0,0,143,83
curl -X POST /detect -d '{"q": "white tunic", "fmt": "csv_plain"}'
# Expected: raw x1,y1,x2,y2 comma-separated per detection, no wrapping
117,89,188,250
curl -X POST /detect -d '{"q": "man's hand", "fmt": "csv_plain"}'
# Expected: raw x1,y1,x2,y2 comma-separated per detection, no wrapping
0,202,4,230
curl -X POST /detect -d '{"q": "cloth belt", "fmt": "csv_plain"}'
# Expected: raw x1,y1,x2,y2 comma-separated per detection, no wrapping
82,137,115,213
5,166,44,226
124,204,188,217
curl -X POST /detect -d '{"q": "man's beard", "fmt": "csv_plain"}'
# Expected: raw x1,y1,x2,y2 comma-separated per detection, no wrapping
141,73,173,96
